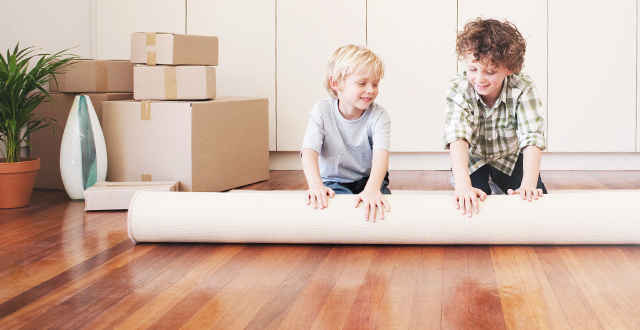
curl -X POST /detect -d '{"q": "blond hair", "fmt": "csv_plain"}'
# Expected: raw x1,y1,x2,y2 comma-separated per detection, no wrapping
324,45,385,98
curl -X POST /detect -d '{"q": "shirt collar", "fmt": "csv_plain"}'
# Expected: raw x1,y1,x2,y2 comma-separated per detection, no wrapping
474,75,509,110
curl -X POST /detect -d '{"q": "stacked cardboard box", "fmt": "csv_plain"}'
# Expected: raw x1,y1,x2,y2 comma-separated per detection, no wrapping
84,181,179,211
102,33,269,192
131,33,217,101
31,61,134,190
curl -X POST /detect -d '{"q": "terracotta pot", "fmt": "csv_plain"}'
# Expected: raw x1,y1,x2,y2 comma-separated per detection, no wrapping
0,157,41,208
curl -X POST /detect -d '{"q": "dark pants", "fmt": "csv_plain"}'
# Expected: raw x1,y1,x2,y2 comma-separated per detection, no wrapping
324,172,391,195
470,153,547,195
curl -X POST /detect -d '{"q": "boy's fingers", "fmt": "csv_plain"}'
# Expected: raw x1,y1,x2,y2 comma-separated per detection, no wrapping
471,195,479,214
378,202,385,219
328,188,335,198
370,204,376,222
363,204,370,221
382,198,390,212
507,189,515,195
466,196,473,217
479,190,487,201
306,193,310,205
322,193,328,208
453,196,460,210
353,196,362,208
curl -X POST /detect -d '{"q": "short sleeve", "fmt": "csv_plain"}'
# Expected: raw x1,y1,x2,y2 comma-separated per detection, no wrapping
301,102,325,156
371,109,390,152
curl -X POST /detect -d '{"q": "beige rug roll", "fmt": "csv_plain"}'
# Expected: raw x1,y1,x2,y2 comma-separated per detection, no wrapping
127,190,640,245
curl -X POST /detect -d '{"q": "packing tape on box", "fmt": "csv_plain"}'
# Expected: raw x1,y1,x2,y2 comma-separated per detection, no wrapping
95,60,108,92
164,66,177,100
147,52,157,66
146,32,156,46
146,33,157,65
140,100,151,120
141,174,152,181
127,190,640,244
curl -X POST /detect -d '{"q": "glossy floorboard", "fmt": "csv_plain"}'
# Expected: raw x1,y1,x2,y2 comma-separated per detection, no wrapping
1,170,640,329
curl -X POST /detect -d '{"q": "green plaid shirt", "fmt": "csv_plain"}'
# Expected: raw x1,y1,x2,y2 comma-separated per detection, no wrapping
444,72,546,175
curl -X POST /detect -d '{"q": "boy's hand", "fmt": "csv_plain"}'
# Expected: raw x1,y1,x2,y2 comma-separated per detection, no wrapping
306,186,335,209
353,188,390,222
453,185,487,217
507,186,543,202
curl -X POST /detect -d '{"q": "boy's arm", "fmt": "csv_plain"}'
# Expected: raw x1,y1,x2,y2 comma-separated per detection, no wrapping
354,148,390,221
301,149,334,209
450,139,486,217
507,145,543,201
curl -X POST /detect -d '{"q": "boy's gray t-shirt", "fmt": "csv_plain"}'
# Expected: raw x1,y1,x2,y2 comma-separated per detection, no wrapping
301,97,390,183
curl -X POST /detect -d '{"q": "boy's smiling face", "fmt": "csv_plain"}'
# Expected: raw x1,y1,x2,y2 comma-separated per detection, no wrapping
464,53,512,108
331,68,380,119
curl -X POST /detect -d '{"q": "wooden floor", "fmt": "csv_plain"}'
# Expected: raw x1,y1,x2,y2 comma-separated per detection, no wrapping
2,170,640,329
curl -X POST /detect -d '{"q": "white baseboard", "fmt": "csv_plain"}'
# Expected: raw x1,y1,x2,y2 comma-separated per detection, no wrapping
269,151,640,171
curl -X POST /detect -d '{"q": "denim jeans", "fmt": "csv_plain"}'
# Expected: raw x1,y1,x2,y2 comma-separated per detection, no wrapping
324,172,391,195
468,153,547,195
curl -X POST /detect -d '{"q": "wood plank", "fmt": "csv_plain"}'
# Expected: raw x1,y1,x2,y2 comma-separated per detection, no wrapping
0,212,130,302
178,245,310,329
467,246,506,329
15,243,187,329
409,246,444,330
85,244,244,330
510,247,571,329
534,246,603,329
374,246,421,329
341,246,400,329
0,210,127,273
0,241,145,329
441,246,472,329
490,246,538,329
243,245,333,329
309,247,377,330
54,244,215,329
599,246,640,325
276,246,354,329
563,247,640,329
145,244,265,329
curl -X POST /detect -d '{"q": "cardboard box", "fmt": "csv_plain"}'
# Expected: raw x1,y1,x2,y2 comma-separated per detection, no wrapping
134,65,216,100
102,97,269,192
30,93,134,190
84,181,179,211
131,32,218,66
49,60,134,93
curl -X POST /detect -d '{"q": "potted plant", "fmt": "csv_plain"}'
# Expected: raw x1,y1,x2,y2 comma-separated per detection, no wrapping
0,43,78,208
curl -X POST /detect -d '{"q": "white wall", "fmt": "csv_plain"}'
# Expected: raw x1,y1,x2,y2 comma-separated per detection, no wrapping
3,0,639,169
0,0,95,158
96,0,185,60
0,0,94,59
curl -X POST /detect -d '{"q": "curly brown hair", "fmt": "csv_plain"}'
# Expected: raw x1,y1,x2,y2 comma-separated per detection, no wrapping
455,18,527,73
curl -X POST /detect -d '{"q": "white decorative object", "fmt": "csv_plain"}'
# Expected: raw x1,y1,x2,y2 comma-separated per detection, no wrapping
128,190,640,245
60,95,107,200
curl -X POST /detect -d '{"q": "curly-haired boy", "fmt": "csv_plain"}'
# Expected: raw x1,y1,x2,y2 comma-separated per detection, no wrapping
444,18,547,217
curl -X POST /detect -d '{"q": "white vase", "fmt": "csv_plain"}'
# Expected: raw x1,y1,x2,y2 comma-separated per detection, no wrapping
60,95,107,200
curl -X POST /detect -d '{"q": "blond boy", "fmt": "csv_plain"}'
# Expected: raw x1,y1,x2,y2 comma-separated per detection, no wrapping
301,45,391,221
445,18,547,217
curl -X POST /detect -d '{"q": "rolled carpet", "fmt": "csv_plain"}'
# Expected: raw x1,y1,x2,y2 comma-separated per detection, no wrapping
127,190,640,245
